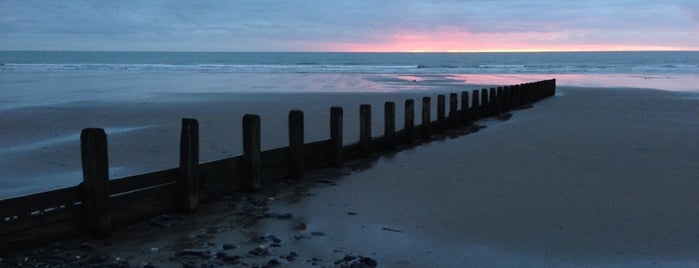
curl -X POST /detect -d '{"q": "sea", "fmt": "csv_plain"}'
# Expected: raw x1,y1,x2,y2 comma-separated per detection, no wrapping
1,51,699,198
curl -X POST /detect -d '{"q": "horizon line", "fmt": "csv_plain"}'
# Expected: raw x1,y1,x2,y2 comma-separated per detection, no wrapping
2,49,699,53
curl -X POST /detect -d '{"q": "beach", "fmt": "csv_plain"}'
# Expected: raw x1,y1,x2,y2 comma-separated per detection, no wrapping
2,82,698,267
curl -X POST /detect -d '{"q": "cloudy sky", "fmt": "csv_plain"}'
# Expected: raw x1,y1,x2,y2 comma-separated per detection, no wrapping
1,0,698,52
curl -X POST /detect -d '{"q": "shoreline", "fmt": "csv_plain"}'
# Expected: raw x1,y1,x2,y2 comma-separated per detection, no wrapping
2,85,698,267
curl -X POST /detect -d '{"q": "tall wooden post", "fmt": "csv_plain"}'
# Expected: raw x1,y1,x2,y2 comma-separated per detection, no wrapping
489,87,497,116
384,102,395,149
421,97,431,138
437,95,446,133
80,128,111,238
329,107,343,167
503,86,511,112
360,104,372,157
460,91,470,124
404,99,414,143
471,90,480,120
288,110,304,179
481,88,489,117
242,114,261,191
449,93,458,129
496,86,504,115
178,118,200,212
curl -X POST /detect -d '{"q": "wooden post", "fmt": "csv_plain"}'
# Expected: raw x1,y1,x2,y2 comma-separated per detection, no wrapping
437,95,445,133
178,118,200,212
384,102,395,149
496,87,504,115
404,99,414,144
449,93,458,129
421,97,431,138
80,128,111,238
329,107,343,167
242,114,261,191
288,110,304,179
471,90,480,120
489,87,497,116
481,88,489,117
503,86,511,112
460,91,470,124
360,104,372,157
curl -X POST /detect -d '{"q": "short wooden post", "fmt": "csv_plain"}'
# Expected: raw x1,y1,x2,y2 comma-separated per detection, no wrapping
384,102,395,149
178,118,200,212
471,90,480,120
80,128,111,238
449,93,458,129
242,114,261,191
288,110,304,179
421,97,431,138
329,107,343,167
360,104,372,157
404,99,414,144
460,91,470,124
437,95,446,133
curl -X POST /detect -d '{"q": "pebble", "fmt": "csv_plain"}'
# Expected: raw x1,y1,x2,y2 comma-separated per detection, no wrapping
172,249,213,259
222,243,237,250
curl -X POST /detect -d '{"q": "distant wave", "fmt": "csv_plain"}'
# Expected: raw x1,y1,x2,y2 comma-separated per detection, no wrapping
2,61,697,75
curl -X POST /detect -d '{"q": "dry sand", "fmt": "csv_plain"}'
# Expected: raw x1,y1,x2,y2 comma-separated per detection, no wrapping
3,85,698,267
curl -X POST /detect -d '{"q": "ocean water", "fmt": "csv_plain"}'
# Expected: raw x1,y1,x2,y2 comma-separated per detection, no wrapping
1,51,698,110
2,51,698,74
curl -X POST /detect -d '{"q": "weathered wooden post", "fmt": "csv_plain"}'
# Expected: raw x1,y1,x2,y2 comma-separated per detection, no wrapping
496,86,504,115
288,110,304,179
404,99,414,144
178,118,200,212
242,114,261,191
460,91,470,124
471,90,480,120
80,128,111,238
421,97,431,138
437,95,446,133
481,88,489,117
502,86,512,113
449,93,458,129
329,107,343,167
360,104,372,157
384,102,395,149
489,87,497,116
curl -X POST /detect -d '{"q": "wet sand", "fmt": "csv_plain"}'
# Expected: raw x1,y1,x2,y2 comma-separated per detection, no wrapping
3,85,698,267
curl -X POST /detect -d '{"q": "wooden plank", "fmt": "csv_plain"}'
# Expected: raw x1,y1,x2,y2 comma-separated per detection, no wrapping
0,203,82,236
110,183,177,227
0,186,82,218
109,168,178,195
80,128,111,238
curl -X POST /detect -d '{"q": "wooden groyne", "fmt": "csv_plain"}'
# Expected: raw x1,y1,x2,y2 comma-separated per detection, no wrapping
0,79,556,253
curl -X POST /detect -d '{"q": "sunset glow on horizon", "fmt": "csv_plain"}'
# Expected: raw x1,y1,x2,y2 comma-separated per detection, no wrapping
1,1,697,52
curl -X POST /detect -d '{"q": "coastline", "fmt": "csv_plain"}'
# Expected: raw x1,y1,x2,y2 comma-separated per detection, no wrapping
2,85,698,267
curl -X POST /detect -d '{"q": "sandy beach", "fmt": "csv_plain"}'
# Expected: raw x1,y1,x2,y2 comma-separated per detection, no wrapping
2,83,698,267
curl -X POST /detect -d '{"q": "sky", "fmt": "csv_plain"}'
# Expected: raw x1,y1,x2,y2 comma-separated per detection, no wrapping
1,0,698,52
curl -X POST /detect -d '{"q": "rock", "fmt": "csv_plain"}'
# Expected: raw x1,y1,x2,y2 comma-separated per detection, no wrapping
172,249,212,259
310,231,325,236
222,243,237,250
347,212,358,216
294,222,307,230
265,258,281,267
248,245,270,257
